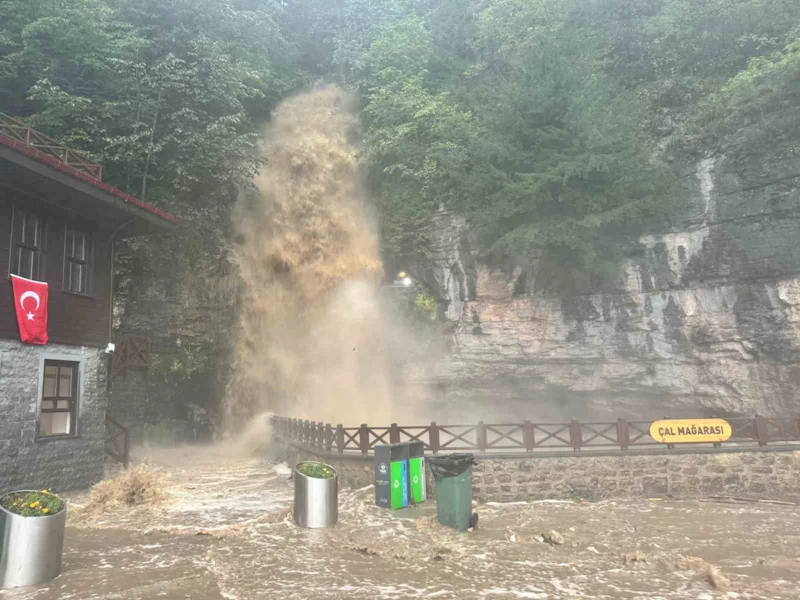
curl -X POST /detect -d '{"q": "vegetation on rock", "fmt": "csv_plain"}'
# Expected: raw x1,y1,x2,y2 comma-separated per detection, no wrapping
4,0,798,274
3,0,800,419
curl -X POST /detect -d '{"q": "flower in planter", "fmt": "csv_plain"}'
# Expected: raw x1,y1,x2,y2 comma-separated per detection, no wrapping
1,490,64,517
297,462,335,479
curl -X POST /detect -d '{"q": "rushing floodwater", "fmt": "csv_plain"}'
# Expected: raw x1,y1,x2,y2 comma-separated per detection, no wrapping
2,448,798,599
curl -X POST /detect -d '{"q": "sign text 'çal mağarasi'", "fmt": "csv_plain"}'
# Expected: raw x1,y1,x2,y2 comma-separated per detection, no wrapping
649,419,732,444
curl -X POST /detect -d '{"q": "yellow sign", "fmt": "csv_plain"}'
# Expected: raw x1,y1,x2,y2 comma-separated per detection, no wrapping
649,419,732,444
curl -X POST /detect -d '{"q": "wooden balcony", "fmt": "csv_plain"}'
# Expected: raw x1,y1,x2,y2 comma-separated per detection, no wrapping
0,112,103,180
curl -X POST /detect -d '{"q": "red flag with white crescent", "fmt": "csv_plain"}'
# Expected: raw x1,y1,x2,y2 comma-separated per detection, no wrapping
10,274,49,344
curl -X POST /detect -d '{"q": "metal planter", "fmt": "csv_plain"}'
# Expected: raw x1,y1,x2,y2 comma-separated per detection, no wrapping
0,492,67,589
293,462,338,528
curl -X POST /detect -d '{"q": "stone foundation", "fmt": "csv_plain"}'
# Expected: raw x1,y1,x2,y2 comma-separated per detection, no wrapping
0,340,108,494
471,450,800,503
278,440,800,503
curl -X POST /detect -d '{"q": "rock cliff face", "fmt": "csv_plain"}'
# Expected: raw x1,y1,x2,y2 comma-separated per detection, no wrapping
421,153,800,421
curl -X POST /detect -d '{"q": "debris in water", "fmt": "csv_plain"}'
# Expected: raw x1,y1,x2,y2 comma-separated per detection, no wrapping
671,555,730,591
342,536,414,561
623,550,647,565
77,464,171,517
141,506,293,539
543,530,565,545
431,547,453,561
704,564,730,590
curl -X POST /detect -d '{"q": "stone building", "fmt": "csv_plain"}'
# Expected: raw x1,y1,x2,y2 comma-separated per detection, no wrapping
0,114,177,493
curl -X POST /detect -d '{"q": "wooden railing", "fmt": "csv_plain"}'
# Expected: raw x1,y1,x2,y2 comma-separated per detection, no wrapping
271,415,800,456
105,415,130,468
111,335,152,379
0,112,103,179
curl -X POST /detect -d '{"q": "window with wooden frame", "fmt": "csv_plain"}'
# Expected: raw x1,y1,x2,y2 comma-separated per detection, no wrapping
10,206,44,280
39,360,79,438
63,225,92,294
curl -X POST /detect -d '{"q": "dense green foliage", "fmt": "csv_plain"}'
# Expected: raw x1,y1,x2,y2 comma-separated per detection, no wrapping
0,0,296,204
3,0,799,270
300,0,800,270
3,0,800,419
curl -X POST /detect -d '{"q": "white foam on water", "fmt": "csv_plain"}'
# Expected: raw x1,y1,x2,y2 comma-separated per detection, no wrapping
548,578,585,596
272,462,292,476
479,588,548,599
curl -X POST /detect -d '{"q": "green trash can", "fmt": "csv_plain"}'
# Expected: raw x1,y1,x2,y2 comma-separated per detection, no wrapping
407,441,426,505
428,454,478,532
374,443,410,509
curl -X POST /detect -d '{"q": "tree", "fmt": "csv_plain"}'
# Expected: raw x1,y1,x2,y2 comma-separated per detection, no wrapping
686,26,800,165
356,0,678,271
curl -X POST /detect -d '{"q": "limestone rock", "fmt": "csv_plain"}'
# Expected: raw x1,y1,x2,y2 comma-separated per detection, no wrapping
414,155,800,420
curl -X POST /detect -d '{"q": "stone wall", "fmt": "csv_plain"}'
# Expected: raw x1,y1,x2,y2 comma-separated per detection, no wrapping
471,450,800,503
0,340,108,494
414,154,800,421
280,443,374,490
278,441,800,504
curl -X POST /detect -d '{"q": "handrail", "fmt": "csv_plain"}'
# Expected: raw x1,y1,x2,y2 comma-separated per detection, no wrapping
104,414,130,468
270,415,800,456
0,112,103,179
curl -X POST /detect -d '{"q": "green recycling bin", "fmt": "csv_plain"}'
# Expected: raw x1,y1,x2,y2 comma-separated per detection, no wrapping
407,441,426,504
374,443,409,509
428,454,478,532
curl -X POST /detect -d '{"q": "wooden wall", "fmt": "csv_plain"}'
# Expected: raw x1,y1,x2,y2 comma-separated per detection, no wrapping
0,190,111,348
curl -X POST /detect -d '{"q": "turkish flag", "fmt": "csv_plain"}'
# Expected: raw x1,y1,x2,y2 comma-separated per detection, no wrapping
11,275,49,344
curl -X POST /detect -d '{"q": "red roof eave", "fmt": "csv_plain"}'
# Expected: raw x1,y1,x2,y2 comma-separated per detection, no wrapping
0,134,180,226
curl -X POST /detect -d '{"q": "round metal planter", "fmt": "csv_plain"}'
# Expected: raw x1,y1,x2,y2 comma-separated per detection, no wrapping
0,492,67,589
293,462,338,528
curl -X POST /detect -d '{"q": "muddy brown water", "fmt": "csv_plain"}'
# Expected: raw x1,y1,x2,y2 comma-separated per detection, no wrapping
2,449,798,599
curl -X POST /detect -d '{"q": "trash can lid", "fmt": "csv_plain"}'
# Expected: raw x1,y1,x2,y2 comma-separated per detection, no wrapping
428,453,476,480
